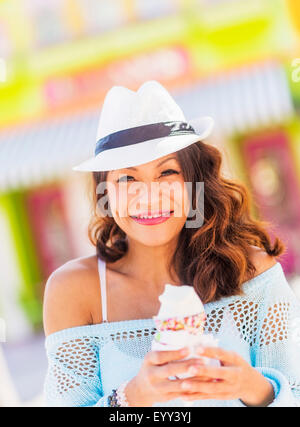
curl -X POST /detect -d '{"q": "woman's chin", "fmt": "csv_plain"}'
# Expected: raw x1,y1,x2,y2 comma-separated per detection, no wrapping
128,225,185,247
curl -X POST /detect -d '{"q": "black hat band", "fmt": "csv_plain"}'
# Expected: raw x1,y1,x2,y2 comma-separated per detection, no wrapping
95,121,196,156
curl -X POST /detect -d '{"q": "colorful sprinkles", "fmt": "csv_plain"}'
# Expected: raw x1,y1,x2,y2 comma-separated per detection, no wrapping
153,312,206,335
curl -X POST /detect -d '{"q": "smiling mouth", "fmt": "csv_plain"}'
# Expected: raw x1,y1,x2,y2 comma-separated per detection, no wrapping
130,211,174,225
130,210,174,219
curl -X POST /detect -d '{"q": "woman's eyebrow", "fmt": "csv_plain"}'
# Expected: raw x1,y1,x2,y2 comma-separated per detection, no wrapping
116,156,177,173
123,166,137,171
123,156,178,172
156,156,177,168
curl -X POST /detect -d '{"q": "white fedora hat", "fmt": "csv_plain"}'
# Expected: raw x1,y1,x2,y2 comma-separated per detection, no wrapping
72,80,214,172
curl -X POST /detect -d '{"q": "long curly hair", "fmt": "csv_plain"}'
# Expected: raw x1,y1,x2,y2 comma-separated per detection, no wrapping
87,141,285,303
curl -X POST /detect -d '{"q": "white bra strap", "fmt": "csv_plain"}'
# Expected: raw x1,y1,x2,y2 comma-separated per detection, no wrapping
97,257,108,323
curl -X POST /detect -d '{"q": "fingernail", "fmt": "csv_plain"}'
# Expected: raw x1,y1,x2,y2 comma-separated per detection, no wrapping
196,346,204,354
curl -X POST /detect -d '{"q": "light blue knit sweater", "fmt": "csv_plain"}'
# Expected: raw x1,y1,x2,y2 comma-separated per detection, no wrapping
44,262,300,407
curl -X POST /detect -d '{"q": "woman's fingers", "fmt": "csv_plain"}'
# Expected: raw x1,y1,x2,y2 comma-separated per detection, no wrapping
146,348,190,366
154,358,207,379
181,392,233,401
157,375,219,395
196,346,245,367
180,378,232,394
185,365,241,382
156,378,189,394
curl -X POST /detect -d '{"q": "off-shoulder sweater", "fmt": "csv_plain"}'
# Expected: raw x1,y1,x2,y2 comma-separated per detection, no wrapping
44,258,300,407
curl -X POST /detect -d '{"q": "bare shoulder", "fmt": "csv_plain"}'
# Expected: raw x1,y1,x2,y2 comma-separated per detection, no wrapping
43,255,99,337
247,245,277,280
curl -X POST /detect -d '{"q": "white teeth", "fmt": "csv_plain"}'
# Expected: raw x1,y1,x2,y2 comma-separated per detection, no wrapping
136,212,171,219
138,214,160,219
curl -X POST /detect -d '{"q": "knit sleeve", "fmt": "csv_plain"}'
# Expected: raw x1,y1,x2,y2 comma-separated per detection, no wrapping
250,272,300,407
44,333,112,407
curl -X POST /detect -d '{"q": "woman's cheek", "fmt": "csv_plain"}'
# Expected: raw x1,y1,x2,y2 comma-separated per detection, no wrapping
172,182,189,219
107,190,119,219
107,187,126,219
182,184,192,217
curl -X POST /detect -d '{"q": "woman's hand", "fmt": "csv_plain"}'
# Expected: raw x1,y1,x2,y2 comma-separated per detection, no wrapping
124,347,210,407
180,346,275,407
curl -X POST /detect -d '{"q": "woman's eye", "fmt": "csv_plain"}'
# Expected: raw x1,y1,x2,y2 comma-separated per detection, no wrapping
161,169,180,176
117,175,135,183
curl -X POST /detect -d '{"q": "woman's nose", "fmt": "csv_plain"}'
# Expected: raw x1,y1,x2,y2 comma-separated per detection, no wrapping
131,181,161,207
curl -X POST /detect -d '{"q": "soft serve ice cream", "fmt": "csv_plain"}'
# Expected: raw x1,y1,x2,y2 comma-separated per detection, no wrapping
151,284,219,377
151,284,219,406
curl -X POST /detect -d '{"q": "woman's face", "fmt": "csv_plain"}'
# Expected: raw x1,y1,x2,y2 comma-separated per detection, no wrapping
106,154,189,247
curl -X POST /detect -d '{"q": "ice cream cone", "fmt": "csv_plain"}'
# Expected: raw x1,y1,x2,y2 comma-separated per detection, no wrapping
151,283,220,406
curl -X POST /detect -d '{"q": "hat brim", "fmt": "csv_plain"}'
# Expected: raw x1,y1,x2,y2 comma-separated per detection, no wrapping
72,116,214,172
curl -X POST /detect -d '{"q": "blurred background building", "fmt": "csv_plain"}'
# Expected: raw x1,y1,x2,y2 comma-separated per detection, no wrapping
1,0,300,405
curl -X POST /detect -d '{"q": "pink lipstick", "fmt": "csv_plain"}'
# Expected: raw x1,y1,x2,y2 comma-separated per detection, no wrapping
130,211,174,226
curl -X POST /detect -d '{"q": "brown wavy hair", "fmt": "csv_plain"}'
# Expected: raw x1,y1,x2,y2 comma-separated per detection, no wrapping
87,141,285,303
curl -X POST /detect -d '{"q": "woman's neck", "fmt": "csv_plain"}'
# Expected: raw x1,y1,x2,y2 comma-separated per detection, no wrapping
113,237,181,292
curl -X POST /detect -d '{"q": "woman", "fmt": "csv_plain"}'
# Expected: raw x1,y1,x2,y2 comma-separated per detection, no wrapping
43,81,300,407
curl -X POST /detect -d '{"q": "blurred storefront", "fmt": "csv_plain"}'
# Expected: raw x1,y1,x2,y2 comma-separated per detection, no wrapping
0,0,300,342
